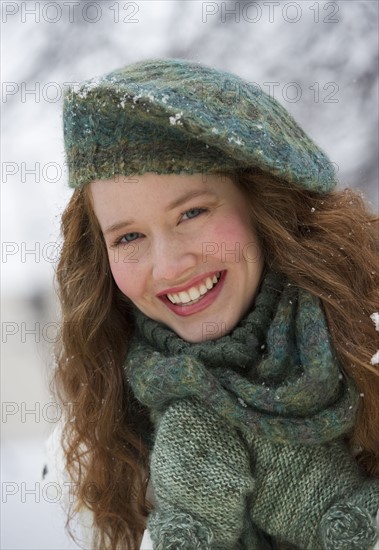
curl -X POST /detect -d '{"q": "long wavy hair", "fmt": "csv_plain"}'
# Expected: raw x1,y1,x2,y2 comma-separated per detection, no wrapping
54,167,379,549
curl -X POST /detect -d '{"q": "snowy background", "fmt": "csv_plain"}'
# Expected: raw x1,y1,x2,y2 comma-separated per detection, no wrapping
1,1,378,548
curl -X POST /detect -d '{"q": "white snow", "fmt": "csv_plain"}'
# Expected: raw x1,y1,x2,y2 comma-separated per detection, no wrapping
169,112,183,126
140,530,153,549
370,312,379,331
133,94,143,104
369,313,379,366
227,136,245,146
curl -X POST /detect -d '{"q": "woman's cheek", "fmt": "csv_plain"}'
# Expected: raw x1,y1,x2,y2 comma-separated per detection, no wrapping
205,218,257,264
108,252,142,300
110,241,141,265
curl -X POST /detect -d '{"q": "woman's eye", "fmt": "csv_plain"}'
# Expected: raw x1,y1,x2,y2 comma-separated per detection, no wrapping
181,207,207,221
117,232,141,244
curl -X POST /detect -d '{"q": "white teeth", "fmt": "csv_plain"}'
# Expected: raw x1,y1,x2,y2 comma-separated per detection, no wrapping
205,277,213,290
199,284,208,295
178,290,191,303
166,272,222,305
188,287,201,300
167,293,181,303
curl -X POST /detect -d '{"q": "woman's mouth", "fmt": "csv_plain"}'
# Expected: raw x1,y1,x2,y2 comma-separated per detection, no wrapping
166,271,221,306
160,271,226,316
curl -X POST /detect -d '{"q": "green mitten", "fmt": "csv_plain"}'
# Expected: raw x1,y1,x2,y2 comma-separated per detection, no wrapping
148,398,255,549
148,397,378,550
245,432,379,550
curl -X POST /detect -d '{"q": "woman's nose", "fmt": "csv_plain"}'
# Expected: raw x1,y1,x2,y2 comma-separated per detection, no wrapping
151,235,197,282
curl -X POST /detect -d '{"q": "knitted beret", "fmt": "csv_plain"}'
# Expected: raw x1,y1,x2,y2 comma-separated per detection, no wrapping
63,58,337,192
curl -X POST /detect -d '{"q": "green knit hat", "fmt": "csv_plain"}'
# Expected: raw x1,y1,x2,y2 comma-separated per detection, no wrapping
63,58,337,192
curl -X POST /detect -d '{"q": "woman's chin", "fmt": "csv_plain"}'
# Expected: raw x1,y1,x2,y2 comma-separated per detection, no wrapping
166,314,233,343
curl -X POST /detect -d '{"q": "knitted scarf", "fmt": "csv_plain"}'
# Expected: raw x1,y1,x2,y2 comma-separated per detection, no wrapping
124,271,379,549
125,271,359,446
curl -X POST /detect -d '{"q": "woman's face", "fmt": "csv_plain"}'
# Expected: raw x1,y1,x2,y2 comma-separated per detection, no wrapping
90,172,264,343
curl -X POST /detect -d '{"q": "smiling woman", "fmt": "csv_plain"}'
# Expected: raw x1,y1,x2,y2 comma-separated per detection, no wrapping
54,58,379,550
89,172,264,342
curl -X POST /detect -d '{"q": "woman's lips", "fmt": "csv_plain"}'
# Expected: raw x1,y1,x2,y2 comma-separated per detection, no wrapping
160,270,226,317
156,270,222,297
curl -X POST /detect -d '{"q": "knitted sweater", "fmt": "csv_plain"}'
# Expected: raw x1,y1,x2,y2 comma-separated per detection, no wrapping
125,272,379,550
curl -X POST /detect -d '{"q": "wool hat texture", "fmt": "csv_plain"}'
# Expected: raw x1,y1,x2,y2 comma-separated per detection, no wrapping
63,58,337,193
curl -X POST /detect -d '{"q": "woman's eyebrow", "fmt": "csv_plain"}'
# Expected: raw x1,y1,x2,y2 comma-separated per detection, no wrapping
104,190,217,236
166,189,217,211
104,220,136,235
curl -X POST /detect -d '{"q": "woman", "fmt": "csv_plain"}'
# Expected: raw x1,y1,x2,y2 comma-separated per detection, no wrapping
54,58,379,549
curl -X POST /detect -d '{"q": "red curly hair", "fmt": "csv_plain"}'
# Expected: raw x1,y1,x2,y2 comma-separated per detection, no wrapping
54,168,379,549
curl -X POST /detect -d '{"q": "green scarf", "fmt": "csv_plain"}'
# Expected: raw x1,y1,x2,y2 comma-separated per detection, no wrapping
126,271,358,444
124,271,379,549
